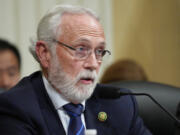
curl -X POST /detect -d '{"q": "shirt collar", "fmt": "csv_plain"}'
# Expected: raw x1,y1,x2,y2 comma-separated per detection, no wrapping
42,75,85,110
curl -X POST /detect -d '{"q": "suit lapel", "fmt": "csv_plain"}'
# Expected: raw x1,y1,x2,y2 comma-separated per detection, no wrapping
85,96,100,129
84,85,117,135
31,72,66,135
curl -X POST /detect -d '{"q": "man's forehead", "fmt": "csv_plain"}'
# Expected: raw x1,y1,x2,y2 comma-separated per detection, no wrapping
59,13,105,41
60,13,103,32
0,50,19,68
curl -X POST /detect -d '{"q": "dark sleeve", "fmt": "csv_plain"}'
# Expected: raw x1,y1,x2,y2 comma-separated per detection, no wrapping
0,96,37,135
128,95,152,135
175,102,180,135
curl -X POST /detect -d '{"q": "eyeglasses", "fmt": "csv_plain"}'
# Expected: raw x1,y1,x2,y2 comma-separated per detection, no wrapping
52,39,111,62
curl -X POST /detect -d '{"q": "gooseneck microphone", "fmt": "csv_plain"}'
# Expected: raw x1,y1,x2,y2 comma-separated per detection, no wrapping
99,87,180,126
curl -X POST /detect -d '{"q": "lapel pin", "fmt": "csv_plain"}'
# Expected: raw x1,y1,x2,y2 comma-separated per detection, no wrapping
98,112,107,122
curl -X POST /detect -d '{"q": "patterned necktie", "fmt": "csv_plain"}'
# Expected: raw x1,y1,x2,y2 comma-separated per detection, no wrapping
63,103,85,135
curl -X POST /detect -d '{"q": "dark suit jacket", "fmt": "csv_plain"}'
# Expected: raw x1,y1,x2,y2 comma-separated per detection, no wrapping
0,71,151,135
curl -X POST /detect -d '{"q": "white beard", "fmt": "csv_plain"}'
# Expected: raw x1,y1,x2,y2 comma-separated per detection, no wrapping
47,53,98,103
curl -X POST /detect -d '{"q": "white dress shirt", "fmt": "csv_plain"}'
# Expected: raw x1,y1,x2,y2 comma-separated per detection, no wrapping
42,76,86,134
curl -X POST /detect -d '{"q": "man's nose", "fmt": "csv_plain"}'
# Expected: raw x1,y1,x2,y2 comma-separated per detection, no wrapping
83,52,100,71
0,74,11,90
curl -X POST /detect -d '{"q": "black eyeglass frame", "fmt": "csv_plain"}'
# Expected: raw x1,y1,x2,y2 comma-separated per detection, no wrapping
52,39,111,61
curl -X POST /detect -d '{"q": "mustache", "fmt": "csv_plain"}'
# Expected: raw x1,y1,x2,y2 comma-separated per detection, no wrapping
77,70,97,81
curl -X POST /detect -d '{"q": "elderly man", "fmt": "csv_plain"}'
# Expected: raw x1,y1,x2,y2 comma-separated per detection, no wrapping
0,5,151,135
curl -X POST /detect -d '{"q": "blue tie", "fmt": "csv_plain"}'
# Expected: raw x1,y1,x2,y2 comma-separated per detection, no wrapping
63,103,85,135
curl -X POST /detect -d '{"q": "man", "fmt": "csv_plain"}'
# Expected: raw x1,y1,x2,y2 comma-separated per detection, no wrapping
0,39,21,91
0,5,152,135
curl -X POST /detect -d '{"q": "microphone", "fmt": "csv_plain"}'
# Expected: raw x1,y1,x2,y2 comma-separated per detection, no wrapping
98,87,180,126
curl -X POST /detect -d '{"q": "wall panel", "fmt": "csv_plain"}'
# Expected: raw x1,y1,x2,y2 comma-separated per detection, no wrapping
0,0,113,80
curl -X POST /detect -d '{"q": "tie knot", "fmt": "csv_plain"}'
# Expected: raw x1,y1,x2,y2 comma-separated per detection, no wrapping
63,103,84,116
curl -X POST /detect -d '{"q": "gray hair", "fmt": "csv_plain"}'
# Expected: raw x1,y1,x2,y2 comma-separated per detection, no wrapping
29,5,99,62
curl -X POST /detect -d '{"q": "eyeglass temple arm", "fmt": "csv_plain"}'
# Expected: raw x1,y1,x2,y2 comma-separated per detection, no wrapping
52,39,76,50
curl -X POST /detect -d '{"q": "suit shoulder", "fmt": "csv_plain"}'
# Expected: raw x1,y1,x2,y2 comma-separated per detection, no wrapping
0,71,42,113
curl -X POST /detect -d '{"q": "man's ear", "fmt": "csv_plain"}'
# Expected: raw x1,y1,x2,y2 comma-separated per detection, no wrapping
35,41,51,68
